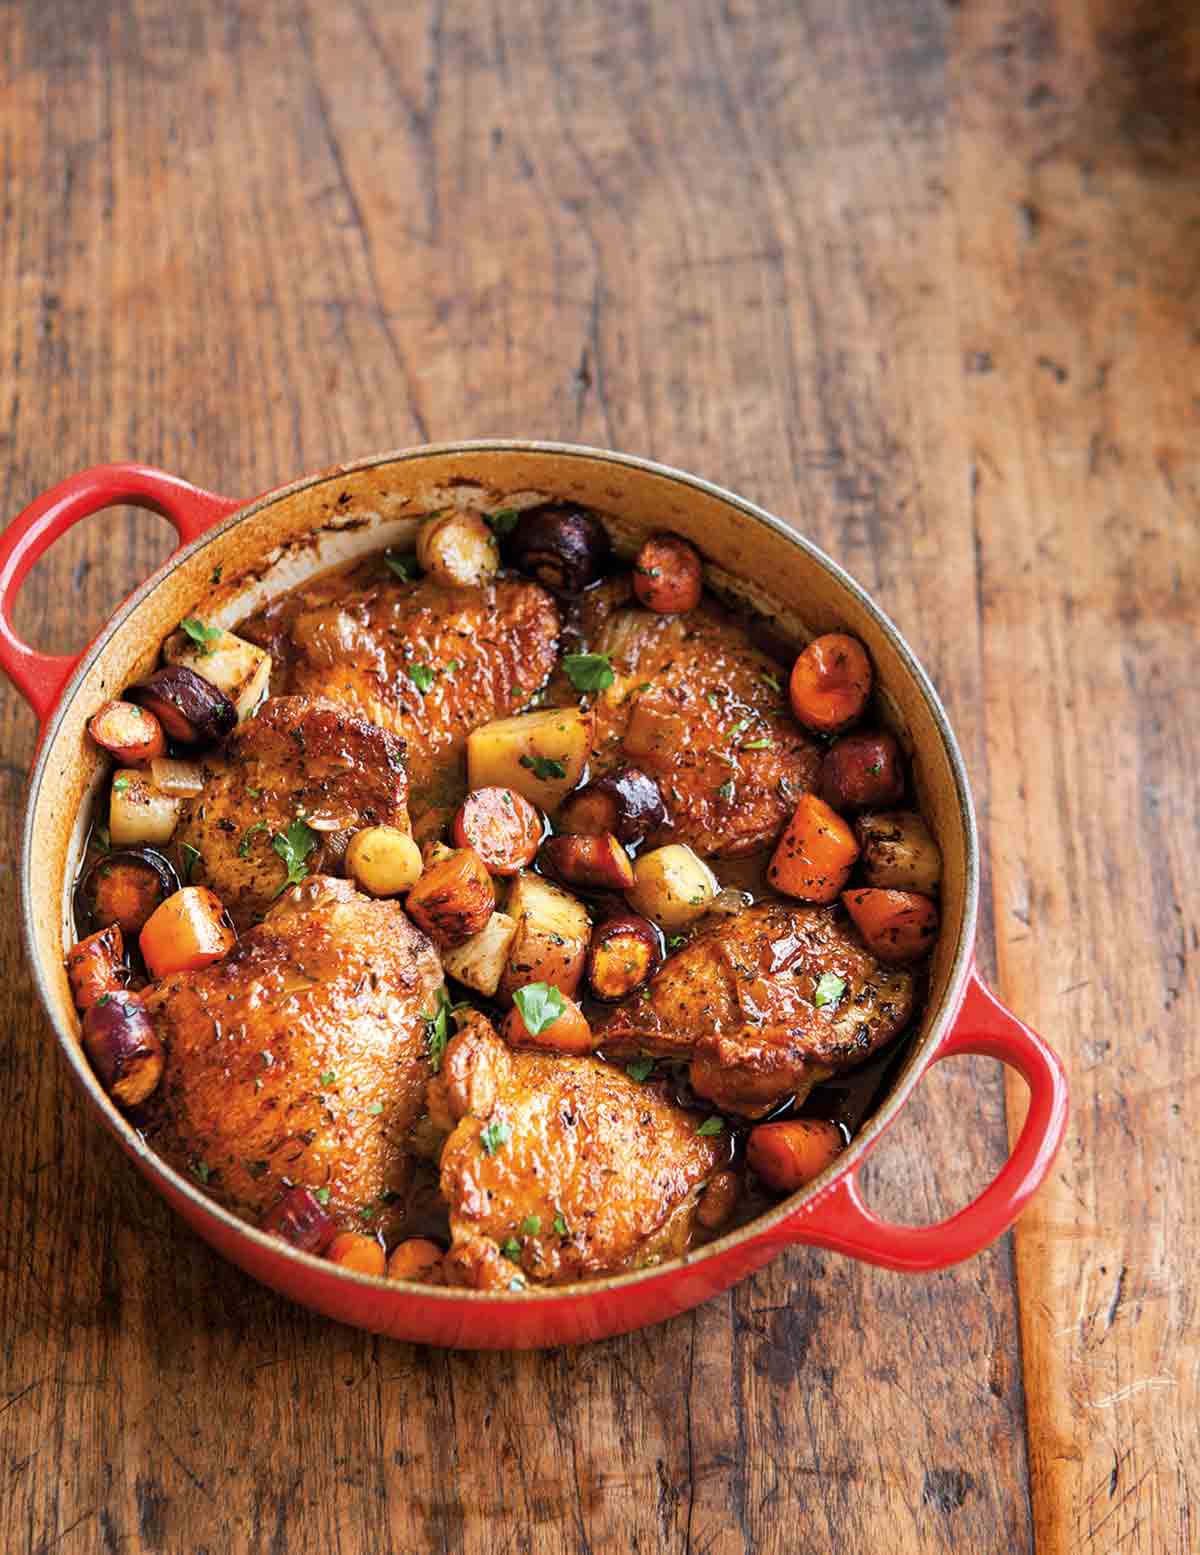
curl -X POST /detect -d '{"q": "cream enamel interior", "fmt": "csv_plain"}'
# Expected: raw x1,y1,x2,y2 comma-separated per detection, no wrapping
21,441,978,1298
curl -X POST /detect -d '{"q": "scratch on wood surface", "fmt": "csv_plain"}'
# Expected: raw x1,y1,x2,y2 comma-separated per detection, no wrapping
1089,1378,1176,1409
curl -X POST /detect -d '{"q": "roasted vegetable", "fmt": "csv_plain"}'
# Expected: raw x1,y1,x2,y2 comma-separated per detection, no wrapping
325,1232,387,1276
139,886,237,978
841,888,939,964
506,504,610,594
855,809,942,895
543,832,635,892
163,626,272,721
67,925,126,1011
452,786,543,876
87,699,165,765
344,826,424,897
499,872,591,1001
81,991,165,1107
405,847,495,948
148,757,205,797
558,765,666,844
440,911,519,998
129,665,237,745
260,1186,338,1253
387,1238,445,1283
416,510,501,587
746,1119,844,1193
108,769,182,847
502,985,596,1055
788,633,873,733
696,1170,740,1231
79,847,179,935
820,730,905,812
626,844,718,931
466,706,593,812
767,794,860,903
586,911,661,1001
632,533,703,614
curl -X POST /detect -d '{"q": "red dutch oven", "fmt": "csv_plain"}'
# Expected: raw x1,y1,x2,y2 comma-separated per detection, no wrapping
0,442,1068,1349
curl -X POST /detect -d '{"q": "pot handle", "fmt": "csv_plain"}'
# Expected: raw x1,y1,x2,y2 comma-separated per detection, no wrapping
0,463,241,728
777,967,1068,1271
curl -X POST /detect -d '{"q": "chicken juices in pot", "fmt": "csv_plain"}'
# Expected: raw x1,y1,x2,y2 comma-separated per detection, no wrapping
67,499,942,1291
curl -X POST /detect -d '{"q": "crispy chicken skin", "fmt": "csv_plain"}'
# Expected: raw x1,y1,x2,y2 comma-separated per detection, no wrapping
570,577,821,858
174,695,410,928
429,1014,723,1289
598,902,914,1118
241,572,560,837
142,878,442,1240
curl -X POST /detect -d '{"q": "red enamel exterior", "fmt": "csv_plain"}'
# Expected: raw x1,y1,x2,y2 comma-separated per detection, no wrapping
0,458,1069,1349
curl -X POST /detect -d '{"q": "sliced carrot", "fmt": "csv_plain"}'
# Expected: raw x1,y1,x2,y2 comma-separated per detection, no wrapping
746,1119,844,1193
789,633,873,733
87,699,166,765
767,793,860,902
841,887,939,964
387,1238,445,1283
139,886,236,979
501,989,596,1055
632,534,703,614
325,1232,387,1277
452,787,543,876
66,925,126,1011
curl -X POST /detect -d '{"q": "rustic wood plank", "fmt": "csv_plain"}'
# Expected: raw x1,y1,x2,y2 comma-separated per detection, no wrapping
0,2,1036,1551
954,3,1200,1552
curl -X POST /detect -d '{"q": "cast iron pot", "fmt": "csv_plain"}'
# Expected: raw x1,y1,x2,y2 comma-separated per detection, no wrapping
0,442,1068,1349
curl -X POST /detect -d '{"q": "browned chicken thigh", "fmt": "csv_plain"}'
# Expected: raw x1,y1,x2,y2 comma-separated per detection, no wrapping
173,695,411,929
142,877,443,1240
241,572,560,837
572,578,821,857
598,901,914,1118
428,1014,725,1289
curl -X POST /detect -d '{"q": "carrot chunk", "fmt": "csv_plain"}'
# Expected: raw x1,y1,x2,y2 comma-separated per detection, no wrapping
139,886,236,979
746,1119,844,1193
789,633,873,733
767,794,859,902
841,887,939,964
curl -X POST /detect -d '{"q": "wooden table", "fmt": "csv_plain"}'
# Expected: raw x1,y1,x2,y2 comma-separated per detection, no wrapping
1,2,1194,1550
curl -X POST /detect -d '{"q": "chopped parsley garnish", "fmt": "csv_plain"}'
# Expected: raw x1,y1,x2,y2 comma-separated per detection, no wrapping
486,508,521,536
500,1237,522,1261
368,1101,384,1116
112,776,131,793
480,1120,511,1156
761,670,782,693
563,652,615,693
270,817,318,897
553,1214,569,1237
359,1204,377,1223
190,1160,211,1184
315,1187,331,1205
520,1215,541,1236
519,753,567,781
319,1070,337,1088
741,737,773,751
445,659,460,676
667,933,687,950
238,820,267,859
424,988,453,1072
867,759,884,775
814,971,847,1009
210,565,223,585
696,1116,725,1137
728,716,751,741
180,617,222,654
513,982,565,1036
385,551,420,582
625,1057,656,1083
92,824,111,854
408,662,436,694
717,778,735,802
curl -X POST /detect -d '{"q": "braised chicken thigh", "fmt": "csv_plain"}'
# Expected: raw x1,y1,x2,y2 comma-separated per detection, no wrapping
429,1014,725,1288
142,878,443,1239
243,574,560,837
599,902,915,1118
574,578,821,857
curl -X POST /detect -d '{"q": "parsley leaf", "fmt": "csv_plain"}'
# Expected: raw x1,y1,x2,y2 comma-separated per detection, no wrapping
867,759,883,776
741,737,773,751
717,778,735,802
728,716,752,742
112,775,131,793
445,658,460,676
480,1120,511,1156
761,670,782,693
179,842,202,883
486,508,521,536
500,1237,522,1261
92,823,111,854
180,617,222,654
271,817,318,897
696,1116,725,1137
238,820,268,859
563,652,615,693
408,662,436,694
666,933,687,951
423,988,453,1071
319,1070,337,1088
519,753,567,781
625,1057,656,1083
190,1160,211,1184
385,551,420,582
813,971,847,1009
513,982,565,1036
520,1215,541,1236
315,1187,331,1205
368,1101,384,1115
553,1214,569,1237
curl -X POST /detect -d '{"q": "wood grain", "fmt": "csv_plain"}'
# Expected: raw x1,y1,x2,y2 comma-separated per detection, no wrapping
0,0,1189,1550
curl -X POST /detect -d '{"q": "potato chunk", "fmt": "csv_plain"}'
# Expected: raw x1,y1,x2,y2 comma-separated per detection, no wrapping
441,911,519,997
467,707,593,812
626,844,718,931
499,872,590,1001
855,809,942,895
164,627,272,721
